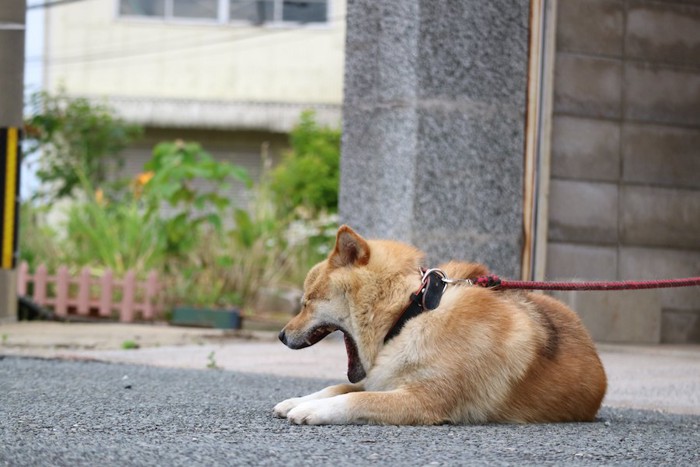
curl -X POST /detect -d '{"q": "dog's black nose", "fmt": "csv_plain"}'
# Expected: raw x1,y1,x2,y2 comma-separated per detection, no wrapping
278,330,287,345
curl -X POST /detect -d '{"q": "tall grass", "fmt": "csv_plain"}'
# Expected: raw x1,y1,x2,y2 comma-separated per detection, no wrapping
18,203,63,272
63,195,166,275
19,182,337,312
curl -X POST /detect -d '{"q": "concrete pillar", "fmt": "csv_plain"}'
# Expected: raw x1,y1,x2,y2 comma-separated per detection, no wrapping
0,0,26,321
339,0,530,277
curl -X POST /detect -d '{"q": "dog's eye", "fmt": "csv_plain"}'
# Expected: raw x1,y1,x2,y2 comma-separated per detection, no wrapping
300,294,321,307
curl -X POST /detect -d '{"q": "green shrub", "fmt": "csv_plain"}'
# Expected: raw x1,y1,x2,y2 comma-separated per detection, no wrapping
24,89,142,201
267,110,340,217
143,140,251,258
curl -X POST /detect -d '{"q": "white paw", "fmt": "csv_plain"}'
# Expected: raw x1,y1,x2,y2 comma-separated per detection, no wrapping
286,396,350,425
273,397,305,418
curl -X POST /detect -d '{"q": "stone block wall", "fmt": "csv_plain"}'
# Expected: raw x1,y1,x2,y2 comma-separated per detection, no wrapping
547,0,700,343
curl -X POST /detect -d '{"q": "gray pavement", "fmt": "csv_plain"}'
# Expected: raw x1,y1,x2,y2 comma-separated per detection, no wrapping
2,356,700,466
2,322,700,465
2,321,700,415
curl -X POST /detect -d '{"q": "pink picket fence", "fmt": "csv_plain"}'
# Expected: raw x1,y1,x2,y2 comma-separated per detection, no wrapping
17,262,162,322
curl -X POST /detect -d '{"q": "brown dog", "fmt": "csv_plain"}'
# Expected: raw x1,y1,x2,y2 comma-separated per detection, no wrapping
274,225,607,424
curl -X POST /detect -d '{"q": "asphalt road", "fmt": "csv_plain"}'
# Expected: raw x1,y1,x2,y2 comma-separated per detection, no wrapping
1,357,699,466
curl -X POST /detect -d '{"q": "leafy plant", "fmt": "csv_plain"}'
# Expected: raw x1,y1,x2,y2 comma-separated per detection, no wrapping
142,140,251,258
267,110,340,217
121,340,140,350
24,89,142,201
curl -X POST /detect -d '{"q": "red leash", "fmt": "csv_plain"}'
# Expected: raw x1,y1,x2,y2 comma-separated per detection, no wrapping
472,275,700,291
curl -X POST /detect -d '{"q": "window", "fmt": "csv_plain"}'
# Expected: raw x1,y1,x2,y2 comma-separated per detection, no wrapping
173,0,218,20
119,0,218,20
119,0,165,17
118,0,328,25
282,1,327,23
229,0,327,24
228,0,274,24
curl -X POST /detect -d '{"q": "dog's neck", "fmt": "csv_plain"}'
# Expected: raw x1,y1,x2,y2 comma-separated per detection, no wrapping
383,269,446,344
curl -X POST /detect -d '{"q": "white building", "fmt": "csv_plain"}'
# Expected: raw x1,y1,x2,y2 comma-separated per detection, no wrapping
41,0,345,184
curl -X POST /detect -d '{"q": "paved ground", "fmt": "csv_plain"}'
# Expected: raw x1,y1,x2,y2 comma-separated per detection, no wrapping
2,357,699,466
1,321,699,415
2,321,700,465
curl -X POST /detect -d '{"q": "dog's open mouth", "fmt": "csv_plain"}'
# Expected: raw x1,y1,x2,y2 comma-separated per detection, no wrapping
301,324,366,383
342,331,366,383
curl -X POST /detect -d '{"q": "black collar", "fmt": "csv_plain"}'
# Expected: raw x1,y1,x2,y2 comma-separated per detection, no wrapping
384,269,447,344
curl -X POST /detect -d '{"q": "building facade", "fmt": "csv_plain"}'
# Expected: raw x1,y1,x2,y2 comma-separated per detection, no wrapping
41,0,345,190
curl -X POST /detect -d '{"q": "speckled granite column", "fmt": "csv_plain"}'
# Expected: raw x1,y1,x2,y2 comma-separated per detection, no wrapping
339,0,529,277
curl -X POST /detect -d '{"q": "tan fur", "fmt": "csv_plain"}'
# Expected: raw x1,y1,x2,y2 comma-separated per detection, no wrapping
275,226,607,425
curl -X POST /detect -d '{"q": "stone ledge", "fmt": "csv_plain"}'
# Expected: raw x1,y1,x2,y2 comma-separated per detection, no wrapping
74,95,342,132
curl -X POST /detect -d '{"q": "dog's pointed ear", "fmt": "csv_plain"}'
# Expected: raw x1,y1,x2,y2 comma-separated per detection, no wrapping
330,225,370,268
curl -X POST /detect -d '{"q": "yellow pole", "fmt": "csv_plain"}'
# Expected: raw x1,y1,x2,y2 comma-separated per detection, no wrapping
2,127,19,269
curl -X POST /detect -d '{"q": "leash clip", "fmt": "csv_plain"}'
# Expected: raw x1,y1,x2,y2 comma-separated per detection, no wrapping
419,268,448,310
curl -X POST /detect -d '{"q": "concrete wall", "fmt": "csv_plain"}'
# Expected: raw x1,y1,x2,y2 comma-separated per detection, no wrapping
547,0,700,343
340,0,529,278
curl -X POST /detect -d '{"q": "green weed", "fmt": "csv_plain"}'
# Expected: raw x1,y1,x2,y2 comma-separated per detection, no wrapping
206,351,220,370
121,340,140,350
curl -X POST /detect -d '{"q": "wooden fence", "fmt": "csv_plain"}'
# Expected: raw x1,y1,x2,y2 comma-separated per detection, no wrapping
17,262,161,322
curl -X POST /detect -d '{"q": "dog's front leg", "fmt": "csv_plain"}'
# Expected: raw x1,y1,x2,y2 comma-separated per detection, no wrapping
274,383,363,418
286,389,448,425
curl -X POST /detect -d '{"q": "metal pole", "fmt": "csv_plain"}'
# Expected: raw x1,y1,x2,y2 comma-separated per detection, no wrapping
0,0,26,320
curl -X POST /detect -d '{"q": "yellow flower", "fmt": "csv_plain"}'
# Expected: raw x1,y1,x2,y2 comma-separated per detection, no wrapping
95,188,105,205
135,171,154,186
132,171,154,199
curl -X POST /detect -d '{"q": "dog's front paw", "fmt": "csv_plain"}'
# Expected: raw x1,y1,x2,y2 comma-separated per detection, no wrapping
286,396,351,425
274,397,304,418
